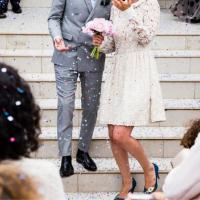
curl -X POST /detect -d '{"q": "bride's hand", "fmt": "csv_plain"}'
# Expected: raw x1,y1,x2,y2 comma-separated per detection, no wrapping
112,0,134,11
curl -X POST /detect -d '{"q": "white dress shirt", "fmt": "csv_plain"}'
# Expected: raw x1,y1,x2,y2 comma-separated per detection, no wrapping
91,0,96,8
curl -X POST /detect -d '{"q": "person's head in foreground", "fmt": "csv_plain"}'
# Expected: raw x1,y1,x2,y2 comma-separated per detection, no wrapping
0,164,41,200
0,62,41,161
152,119,200,200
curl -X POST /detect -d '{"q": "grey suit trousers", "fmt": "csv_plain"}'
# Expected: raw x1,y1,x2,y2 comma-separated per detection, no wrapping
55,64,103,156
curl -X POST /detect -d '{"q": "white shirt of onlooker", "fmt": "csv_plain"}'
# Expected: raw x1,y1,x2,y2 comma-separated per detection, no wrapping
163,133,200,200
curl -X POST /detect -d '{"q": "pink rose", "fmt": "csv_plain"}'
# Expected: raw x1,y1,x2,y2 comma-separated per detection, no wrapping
82,18,115,36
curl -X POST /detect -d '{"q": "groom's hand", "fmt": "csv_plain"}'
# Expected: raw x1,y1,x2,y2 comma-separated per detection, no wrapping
54,37,70,52
92,34,104,46
112,0,134,11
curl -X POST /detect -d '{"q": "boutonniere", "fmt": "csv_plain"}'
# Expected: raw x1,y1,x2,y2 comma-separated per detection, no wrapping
100,0,111,6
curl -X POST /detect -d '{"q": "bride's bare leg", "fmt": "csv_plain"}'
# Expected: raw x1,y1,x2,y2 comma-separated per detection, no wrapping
108,125,132,198
112,126,155,189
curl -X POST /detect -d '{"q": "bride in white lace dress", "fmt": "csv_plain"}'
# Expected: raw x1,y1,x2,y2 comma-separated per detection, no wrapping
99,0,166,199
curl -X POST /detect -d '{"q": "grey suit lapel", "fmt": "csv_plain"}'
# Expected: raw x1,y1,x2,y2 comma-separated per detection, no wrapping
84,0,93,13
86,0,102,23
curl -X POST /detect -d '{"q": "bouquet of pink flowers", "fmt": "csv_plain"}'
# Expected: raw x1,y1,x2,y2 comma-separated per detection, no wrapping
82,18,115,59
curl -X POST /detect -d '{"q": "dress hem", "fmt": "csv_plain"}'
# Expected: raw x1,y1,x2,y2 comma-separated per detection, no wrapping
99,118,166,127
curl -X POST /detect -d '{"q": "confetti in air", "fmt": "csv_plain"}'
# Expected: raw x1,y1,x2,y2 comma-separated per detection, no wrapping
15,100,22,106
1,68,7,73
16,87,24,94
7,116,14,122
10,137,16,143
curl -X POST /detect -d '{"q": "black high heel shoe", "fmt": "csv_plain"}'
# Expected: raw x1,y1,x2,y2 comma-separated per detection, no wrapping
114,177,137,200
143,163,160,194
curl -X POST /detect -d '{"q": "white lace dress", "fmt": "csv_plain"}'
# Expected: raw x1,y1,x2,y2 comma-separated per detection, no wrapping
99,0,166,126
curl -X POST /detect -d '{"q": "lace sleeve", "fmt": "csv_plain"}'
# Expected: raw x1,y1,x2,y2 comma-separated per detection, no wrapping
121,0,160,45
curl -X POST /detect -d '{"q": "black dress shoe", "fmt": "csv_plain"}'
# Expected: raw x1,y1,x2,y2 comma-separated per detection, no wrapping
12,6,22,14
76,149,97,171
0,13,6,18
60,156,74,177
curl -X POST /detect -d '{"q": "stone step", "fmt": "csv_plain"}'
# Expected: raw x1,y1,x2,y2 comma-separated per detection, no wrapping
20,73,200,99
44,158,171,192
37,98,200,127
65,193,153,200
40,126,185,140
22,73,200,82
38,98,200,110
1,49,200,74
0,10,200,50
1,34,200,51
1,10,199,35
36,127,184,159
65,193,116,200
10,0,173,9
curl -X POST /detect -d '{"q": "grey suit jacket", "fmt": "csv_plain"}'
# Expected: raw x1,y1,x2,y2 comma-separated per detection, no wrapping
48,0,111,72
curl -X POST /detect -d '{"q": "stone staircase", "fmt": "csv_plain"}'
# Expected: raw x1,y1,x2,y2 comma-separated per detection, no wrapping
14,0,174,9
0,1,200,199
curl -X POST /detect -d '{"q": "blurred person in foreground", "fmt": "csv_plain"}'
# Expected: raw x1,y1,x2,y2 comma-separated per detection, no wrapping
0,165,41,200
152,119,200,200
0,62,65,200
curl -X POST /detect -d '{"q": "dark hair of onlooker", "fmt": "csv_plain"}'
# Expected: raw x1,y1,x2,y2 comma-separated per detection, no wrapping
181,119,200,148
0,62,41,161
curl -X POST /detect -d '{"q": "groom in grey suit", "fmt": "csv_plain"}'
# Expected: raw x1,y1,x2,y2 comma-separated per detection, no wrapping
48,0,111,177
